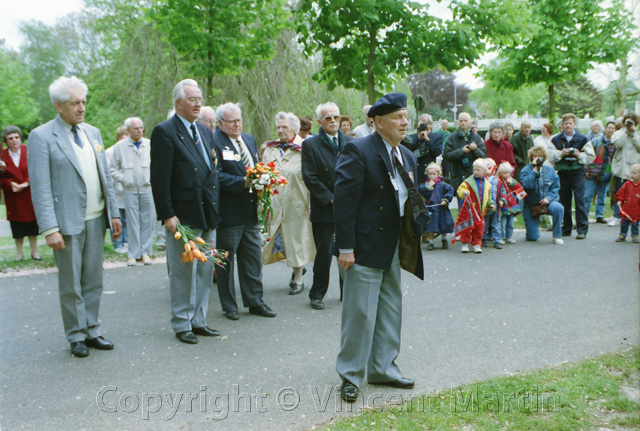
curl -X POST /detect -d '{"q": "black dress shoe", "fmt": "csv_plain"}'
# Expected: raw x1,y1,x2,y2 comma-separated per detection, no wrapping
175,331,198,344
576,233,586,239
310,299,325,310
289,282,304,295
369,376,415,389
596,217,606,224
70,341,89,357
249,304,276,317
86,336,114,350
340,380,359,402
225,311,240,320
192,326,220,337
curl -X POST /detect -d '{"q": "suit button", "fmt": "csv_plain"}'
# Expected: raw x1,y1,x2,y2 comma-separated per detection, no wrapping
213,186,216,189
201,202,204,205
379,227,384,231
325,168,328,171
380,186,384,190
194,168,197,172
379,207,383,211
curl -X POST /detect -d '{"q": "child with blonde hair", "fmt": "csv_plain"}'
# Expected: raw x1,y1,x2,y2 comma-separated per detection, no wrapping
497,162,523,244
418,163,454,250
456,159,496,253
615,163,640,243
482,158,505,249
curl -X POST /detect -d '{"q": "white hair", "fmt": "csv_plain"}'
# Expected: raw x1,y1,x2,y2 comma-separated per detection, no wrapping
49,76,88,105
591,119,603,129
419,114,432,123
216,102,242,121
458,112,471,121
275,111,300,134
473,158,487,170
363,104,372,116
124,117,143,129
167,109,175,120
489,121,505,133
199,106,216,120
315,102,339,120
172,79,199,108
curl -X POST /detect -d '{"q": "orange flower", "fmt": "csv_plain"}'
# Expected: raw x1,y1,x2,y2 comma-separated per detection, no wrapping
174,231,182,240
184,243,191,253
195,237,205,245
186,250,193,262
181,252,187,263
189,240,197,250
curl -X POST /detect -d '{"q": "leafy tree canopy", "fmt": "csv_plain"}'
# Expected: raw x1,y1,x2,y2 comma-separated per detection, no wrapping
0,42,39,131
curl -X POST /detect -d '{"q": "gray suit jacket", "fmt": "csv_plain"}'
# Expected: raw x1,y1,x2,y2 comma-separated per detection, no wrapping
27,115,119,236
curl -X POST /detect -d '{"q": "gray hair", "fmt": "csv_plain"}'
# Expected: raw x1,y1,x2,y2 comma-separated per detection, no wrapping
49,76,88,105
315,102,339,120
275,111,300,134
2,125,22,143
418,113,432,124
199,106,215,121
520,120,532,128
489,122,505,133
124,117,143,129
172,79,199,108
363,104,372,116
591,119,603,129
216,102,242,121
458,112,471,121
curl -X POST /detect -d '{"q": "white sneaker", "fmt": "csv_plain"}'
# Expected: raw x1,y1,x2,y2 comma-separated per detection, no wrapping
114,246,128,254
473,245,482,253
461,244,469,253
607,218,620,226
141,254,152,265
507,238,516,244
552,237,564,245
500,239,506,245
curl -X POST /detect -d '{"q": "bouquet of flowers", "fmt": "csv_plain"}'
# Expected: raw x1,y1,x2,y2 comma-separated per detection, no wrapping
245,161,288,242
174,224,228,266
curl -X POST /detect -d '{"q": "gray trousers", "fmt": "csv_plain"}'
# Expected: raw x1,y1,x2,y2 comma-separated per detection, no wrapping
166,227,215,332
336,245,403,388
215,224,266,313
54,216,107,343
123,189,155,259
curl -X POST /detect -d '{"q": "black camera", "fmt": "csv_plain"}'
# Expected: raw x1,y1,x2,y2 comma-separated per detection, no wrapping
534,156,544,167
626,120,634,128
566,148,575,155
417,123,429,132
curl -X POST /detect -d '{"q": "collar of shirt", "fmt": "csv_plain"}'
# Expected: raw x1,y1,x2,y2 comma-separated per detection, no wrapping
176,114,199,139
383,140,403,167
562,132,574,142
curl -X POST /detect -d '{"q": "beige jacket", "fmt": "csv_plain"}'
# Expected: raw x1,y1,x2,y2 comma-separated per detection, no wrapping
109,137,152,193
612,129,640,180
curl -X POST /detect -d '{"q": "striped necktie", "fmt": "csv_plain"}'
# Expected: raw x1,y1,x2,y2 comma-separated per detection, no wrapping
236,139,251,168
190,124,210,170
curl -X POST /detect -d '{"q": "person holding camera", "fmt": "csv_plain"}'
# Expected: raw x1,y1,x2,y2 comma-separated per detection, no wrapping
520,145,564,244
443,112,487,209
609,113,640,226
548,113,595,239
405,114,443,184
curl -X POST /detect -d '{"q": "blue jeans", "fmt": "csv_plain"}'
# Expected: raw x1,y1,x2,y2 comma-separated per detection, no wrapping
483,213,501,244
523,201,564,240
111,208,128,248
584,179,610,219
620,219,639,237
501,213,514,240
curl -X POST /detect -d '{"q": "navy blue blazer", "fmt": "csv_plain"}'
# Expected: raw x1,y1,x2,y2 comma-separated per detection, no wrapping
332,132,423,278
212,130,259,227
301,130,353,223
150,115,221,230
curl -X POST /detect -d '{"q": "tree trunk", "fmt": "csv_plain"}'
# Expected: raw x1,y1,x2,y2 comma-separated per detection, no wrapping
548,83,555,123
615,57,630,117
366,23,378,104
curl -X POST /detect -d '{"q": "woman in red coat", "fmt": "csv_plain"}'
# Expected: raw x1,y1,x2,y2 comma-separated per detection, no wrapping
1,126,40,260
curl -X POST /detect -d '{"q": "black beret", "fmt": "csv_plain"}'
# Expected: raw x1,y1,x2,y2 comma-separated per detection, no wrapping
368,92,407,118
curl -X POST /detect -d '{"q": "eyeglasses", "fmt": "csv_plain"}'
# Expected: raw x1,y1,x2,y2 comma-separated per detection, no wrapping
221,119,242,125
185,97,203,104
323,116,340,122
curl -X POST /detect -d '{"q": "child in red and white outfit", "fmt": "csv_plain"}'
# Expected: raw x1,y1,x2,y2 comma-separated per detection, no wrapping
615,163,640,243
497,162,523,244
456,159,496,253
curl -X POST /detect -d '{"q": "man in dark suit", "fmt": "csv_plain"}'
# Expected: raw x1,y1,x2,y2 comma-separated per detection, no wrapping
212,103,276,321
301,102,353,311
332,93,425,402
28,76,122,357
150,79,222,345
405,113,443,184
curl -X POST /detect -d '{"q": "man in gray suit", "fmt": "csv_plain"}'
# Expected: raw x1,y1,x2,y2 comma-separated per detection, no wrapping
28,76,122,358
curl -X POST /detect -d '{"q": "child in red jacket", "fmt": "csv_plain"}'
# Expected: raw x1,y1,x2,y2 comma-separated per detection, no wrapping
615,164,640,243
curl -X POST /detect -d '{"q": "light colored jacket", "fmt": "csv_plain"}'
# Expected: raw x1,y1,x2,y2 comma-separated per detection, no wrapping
108,137,152,193
105,146,124,208
261,135,316,267
27,115,118,235
611,129,640,180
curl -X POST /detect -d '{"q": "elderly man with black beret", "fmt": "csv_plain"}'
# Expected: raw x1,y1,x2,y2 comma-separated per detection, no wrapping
332,92,427,402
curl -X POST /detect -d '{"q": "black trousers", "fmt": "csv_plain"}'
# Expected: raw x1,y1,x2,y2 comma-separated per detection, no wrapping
558,169,589,235
309,222,342,300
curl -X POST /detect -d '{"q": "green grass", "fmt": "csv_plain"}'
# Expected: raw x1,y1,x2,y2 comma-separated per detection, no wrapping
320,347,639,430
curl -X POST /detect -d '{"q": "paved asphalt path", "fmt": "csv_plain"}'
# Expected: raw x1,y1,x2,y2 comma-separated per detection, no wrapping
1,223,638,431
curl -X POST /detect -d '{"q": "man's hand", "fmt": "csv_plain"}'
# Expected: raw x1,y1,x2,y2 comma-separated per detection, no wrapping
468,142,478,151
441,200,448,206
419,131,429,141
462,145,470,153
111,218,122,240
164,216,180,234
245,177,252,189
45,232,65,250
338,252,355,271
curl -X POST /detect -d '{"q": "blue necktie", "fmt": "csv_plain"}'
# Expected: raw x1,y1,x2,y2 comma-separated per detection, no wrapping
190,124,210,170
71,125,83,148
